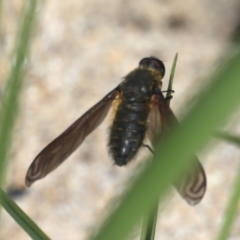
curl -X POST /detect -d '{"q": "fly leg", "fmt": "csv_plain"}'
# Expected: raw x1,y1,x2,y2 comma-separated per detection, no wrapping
161,89,174,101
161,89,174,104
142,144,154,155
161,89,174,94
165,95,173,101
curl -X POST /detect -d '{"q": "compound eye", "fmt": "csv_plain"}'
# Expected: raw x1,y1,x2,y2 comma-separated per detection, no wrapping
139,57,165,77
139,57,150,66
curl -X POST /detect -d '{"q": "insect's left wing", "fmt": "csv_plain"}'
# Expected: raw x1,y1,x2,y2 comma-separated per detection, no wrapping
148,87,206,205
25,87,120,187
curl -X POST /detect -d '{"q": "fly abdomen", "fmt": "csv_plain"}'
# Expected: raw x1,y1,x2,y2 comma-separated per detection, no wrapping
109,101,150,166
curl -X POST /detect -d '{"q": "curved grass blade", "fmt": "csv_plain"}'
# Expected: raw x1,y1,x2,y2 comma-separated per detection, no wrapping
0,1,49,239
0,0,39,186
0,188,50,240
214,132,240,239
91,50,240,240
217,164,240,240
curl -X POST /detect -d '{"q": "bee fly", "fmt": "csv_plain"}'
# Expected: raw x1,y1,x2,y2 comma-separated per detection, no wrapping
25,57,206,205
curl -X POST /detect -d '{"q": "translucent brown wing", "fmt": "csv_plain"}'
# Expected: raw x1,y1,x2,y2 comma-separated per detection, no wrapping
25,88,120,187
149,87,206,205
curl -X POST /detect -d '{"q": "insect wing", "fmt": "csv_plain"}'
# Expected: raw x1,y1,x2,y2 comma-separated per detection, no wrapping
25,88,119,187
152,87,206,205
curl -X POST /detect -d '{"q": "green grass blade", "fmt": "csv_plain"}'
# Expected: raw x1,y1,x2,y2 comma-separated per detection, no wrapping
0,188,50,240
0,1,49,239
217,164,240,240
0,0,3,41
140,55,178,240
140,201,159,240
215,132,240,146
166,53,178,104
91,50,240,240
214,131,240,239
0,0,39,186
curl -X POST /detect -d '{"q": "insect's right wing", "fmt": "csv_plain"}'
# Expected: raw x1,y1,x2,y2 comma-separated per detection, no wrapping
149,87,206,205
25,87,120,187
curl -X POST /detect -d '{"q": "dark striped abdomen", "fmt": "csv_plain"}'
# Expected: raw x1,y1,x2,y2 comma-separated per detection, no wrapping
109,101,150,166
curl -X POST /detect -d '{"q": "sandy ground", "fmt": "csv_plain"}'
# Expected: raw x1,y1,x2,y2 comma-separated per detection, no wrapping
1,0,240,239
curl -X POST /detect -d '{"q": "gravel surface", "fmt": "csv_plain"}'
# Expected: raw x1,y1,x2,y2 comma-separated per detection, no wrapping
1,0,240,239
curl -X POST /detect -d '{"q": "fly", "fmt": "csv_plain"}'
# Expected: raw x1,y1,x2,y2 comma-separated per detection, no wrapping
25,57,206,205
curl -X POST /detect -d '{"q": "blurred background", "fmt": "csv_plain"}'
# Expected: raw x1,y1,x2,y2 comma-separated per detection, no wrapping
1,0,240,239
